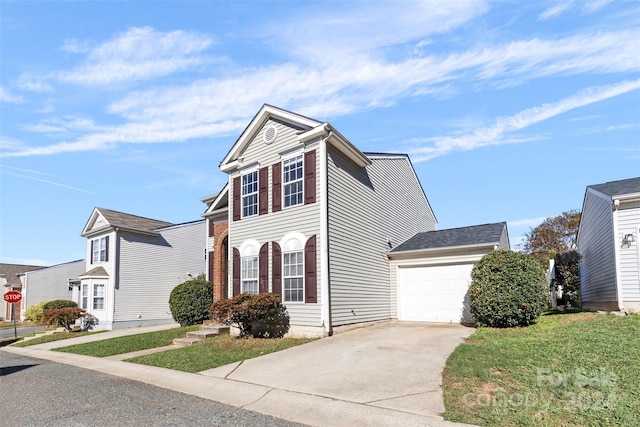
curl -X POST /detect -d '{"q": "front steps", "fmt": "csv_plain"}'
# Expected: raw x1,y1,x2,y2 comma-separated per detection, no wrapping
173,323,229,346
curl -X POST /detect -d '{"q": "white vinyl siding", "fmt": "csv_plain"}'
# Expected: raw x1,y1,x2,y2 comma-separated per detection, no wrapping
578,190,618,305
327,148,437,327
115,221,206,325
617,202,640,303
229,120,321,327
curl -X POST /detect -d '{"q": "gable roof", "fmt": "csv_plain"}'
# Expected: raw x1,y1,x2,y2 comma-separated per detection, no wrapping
391,222,507,253
0,263,47,287
81,207,174,237
220,104,370,171
79,266,109,278
588,177,640,198
202,183,229,219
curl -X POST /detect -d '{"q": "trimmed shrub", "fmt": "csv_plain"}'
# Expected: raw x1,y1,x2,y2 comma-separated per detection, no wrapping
23,301,50,324
42,300,77,310
169,275,213,326
42,307,86,331
469,250,549,328
210,293,290,338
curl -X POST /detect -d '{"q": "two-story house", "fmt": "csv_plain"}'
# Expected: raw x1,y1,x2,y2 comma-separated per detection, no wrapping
205,104,509,337
77,208,206,330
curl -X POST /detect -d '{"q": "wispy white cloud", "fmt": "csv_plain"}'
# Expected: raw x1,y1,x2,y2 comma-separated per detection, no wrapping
0,86,25,104
409,79,640,162
539,0,612,20
508,217,547,228
539,1,575,20
17,74,53,93
0,168,93,193
60,38,90,53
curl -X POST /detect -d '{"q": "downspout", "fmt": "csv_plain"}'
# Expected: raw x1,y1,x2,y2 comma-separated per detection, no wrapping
320,129,332,335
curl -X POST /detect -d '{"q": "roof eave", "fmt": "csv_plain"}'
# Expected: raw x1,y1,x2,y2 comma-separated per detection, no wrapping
388,242,499,258
298,123,371,167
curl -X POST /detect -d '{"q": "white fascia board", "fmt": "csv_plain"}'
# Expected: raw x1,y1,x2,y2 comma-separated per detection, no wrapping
203,183,229,215
298,124,371,167
388,242,498,259
615,192,640,202
80,208,102,236
220,105,321,169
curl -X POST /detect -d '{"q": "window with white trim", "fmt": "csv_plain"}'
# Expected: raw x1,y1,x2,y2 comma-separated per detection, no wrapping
81,284,88,309
92,236,108,263
241,256,258,294
242,170,258,217
283,155,303,207
283,251,304,302
93,284,105,310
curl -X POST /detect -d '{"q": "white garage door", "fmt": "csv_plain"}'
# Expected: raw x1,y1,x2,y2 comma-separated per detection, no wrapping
398,264,474,323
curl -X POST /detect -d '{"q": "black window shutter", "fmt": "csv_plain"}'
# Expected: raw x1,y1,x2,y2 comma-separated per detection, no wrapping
232,248,240,296
259,243,268,293
272,242,282,297
90,240,94,264
272,162,282,212
259,167,268,215
232,176,241,221
304,150,316,205
304,235,317,303
105,236,109,262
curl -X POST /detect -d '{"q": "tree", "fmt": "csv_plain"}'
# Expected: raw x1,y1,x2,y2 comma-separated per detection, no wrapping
42,307,86,331
554,250,581,307
520,210,581,265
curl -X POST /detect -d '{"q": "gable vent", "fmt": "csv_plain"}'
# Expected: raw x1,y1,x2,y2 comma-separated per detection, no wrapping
263,125,278,144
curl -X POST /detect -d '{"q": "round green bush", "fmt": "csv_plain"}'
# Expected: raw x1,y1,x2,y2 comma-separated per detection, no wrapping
42,299,77,310
169,275,213,326
469,250,549,328
23,301,50,324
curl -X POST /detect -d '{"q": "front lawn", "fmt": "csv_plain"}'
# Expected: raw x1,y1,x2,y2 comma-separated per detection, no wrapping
443,312,640,427
12,330,105,347
127,334,316,372
53,325,200,357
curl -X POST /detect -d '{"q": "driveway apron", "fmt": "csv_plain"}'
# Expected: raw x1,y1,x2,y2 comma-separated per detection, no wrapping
202,321,474,418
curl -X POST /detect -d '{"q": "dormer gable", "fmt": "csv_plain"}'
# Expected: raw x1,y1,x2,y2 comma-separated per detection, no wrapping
81,207,173,238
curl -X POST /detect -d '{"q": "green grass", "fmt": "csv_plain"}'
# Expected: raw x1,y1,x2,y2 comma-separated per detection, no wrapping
443,312,640,427
12,330,105,347
53,325,200,357
127,334,316,372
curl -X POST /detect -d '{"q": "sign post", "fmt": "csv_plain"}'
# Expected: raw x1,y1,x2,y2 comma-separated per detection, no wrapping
3,291,23,339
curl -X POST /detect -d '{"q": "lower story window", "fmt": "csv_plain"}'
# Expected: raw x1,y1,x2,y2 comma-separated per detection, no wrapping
283,251,304,302
93,284,105,310
81,284,88,309
241,256,258,294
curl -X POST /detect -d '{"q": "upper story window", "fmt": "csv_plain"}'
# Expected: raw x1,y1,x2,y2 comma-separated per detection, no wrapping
91,236,108,264
283,154,303,208
242,170,258,217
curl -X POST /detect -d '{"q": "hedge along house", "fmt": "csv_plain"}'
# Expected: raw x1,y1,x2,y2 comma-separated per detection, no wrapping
78,208,206,330
578,177,640,312
215,104,509,337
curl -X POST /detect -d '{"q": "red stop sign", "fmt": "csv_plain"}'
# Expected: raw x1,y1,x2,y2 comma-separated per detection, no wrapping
3,291,22,303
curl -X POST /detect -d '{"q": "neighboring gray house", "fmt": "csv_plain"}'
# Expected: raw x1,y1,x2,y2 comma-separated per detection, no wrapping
578,177,640,312
20,260,85,318
216,104,509,336
78,208,206,330
388,223,510,324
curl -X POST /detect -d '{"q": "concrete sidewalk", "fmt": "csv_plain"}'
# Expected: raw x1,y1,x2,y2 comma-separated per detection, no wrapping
2,322,477,427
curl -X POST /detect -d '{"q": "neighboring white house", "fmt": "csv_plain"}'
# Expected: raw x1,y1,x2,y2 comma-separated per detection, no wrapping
78,208,206,330
20,259,85,318
214,104,509,336
577,177,640,312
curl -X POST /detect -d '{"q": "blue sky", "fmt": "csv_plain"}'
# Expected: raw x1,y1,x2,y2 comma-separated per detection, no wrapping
1,0,639,266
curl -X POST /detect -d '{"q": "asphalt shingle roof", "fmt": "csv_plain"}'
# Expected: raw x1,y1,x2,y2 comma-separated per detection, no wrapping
97,208,173,232
391,222,506,253
0,263,47,286
589,177,640,197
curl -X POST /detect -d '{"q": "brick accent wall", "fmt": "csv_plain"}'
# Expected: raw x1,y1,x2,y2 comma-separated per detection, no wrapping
211,220,229,302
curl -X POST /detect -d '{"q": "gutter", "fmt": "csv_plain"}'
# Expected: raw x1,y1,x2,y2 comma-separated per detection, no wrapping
320,131,332,336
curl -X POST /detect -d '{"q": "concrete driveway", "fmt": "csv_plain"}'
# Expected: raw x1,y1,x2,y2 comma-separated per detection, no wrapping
201,321,474,421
